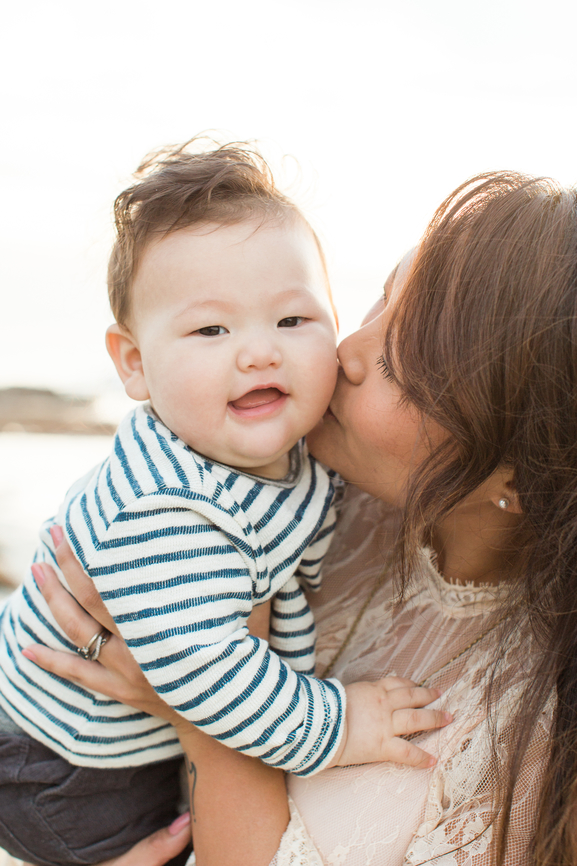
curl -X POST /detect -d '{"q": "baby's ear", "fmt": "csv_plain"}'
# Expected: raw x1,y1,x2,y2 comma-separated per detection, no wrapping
105,324,150,401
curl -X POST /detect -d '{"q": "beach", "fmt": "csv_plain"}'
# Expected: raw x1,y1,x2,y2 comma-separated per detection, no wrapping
0,430,114,593
0,385,133,593
0,422,115,866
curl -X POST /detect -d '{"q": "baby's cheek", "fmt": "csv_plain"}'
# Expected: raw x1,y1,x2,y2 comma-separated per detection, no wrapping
321,353,339,400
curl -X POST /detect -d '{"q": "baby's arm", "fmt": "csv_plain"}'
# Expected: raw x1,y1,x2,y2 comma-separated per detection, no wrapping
268,483,338,673
294,482,339,592
72,491,448,774
76,493,345,775
328,678,451,769
269,573,316,674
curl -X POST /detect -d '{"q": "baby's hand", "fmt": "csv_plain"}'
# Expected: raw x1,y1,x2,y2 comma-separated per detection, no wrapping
328,677,452,769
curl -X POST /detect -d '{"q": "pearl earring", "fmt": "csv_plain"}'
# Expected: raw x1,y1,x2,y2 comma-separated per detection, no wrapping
498,497,510,510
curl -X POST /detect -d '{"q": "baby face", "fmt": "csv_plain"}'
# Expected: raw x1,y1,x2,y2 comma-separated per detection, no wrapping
114,218,338,478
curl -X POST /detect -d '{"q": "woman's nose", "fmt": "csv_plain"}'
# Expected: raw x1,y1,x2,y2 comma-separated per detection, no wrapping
337,327,370,386
338,312,385,385
236,338,282,371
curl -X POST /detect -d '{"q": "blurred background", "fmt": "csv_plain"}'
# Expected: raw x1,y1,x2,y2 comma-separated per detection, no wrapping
1,0,577,592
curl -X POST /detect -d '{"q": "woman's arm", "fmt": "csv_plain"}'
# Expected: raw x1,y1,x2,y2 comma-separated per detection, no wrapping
26,534,290,866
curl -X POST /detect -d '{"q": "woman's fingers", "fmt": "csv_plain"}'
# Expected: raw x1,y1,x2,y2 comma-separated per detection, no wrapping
24,563,127,693
26,532,181,723
28,563,183,723
99,813,191,865
392,707,452,736
32,561,106,646
23,631,177,720
24,633,177,720
50,526,118,633
26,562,145,705
23,642,120,692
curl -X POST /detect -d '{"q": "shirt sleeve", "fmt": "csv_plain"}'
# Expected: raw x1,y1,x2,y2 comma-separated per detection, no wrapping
80,490,345,777
269,574,316,674
295,498,338,592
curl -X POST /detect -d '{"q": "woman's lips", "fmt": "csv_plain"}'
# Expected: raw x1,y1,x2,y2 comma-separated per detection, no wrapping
229,388,287,418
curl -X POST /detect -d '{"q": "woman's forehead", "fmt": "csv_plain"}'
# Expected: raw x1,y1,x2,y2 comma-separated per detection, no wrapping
387,248,418,306
361,247,420,328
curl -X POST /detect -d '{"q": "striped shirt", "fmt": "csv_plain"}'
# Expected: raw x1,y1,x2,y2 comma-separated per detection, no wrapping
0,405,345,774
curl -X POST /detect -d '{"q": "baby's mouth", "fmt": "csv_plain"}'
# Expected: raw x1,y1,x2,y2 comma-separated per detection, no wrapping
230,388,285,410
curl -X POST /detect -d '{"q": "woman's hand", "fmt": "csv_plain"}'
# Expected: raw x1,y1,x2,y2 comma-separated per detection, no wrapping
98,813,192,866
25,555,182,725
24,528,288,866
24,525,271,725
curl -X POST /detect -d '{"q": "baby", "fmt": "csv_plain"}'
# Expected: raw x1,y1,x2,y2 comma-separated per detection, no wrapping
0,142,448,866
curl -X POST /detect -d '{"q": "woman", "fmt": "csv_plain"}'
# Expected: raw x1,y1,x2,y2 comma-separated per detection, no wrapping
25,170,577,865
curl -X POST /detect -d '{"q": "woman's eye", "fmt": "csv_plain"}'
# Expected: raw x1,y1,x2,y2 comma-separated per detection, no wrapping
278,316,304,328
195,325,228,337
376,355,394,382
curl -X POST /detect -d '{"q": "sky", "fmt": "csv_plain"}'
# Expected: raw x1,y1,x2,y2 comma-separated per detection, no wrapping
1,0,577,401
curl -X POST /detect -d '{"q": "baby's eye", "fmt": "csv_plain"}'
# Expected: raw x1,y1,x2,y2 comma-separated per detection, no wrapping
376,355,394,382
195,325,228,337
278,316,304,328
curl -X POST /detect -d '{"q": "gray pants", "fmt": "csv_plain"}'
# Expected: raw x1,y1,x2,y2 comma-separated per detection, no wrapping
0,704,189,866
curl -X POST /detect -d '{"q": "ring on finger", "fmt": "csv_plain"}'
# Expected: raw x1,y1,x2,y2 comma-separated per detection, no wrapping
77,629,110,662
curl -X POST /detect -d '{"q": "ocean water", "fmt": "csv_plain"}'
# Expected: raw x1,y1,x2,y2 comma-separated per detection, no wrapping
0,432,113,593
0,433,114,866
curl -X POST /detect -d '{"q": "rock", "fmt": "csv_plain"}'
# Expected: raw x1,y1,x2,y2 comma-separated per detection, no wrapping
0,388,115,435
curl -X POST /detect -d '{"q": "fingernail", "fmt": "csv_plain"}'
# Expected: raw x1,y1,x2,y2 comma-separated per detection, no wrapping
444,712,453,724
22,648,38,662
169,812,191,835
31,563,45,588
50,525,64,547
426,756,437,768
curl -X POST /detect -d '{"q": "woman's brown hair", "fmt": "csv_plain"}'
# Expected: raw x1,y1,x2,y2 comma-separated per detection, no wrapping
384,172,577,864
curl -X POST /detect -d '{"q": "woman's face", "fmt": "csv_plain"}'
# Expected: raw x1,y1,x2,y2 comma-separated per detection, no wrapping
307,267,445,506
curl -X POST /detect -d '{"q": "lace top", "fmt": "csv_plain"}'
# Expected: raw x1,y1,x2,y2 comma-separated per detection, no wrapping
269,487,551,866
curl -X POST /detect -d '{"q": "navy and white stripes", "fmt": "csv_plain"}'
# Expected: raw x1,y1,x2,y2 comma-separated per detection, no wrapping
0,405,345,774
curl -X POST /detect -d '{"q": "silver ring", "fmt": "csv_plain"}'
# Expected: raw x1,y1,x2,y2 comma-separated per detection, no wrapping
77,629,110,661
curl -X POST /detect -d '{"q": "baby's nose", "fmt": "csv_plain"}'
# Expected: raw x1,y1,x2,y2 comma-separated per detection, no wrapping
237,339,282,370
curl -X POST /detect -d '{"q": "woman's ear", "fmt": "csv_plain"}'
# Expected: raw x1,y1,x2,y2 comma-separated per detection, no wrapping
490,474,523,515
105,324,150,401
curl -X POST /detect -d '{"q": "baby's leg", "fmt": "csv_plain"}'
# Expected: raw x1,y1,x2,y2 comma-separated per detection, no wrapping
0,705,186,866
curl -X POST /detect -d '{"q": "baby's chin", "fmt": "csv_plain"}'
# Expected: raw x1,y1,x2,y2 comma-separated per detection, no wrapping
226,453,290,480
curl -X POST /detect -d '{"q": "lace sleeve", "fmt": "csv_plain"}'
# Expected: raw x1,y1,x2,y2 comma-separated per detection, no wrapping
268,797,324,866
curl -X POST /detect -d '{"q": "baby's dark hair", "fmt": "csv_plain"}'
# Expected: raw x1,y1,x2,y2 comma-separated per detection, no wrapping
108,138,313,326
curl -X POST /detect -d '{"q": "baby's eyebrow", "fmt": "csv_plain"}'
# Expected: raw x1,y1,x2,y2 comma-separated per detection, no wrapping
175,287,318,320
277,287,319,301
174,298,236,319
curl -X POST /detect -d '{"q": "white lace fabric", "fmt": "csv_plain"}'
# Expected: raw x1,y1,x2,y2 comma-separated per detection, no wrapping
267,487,551,866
